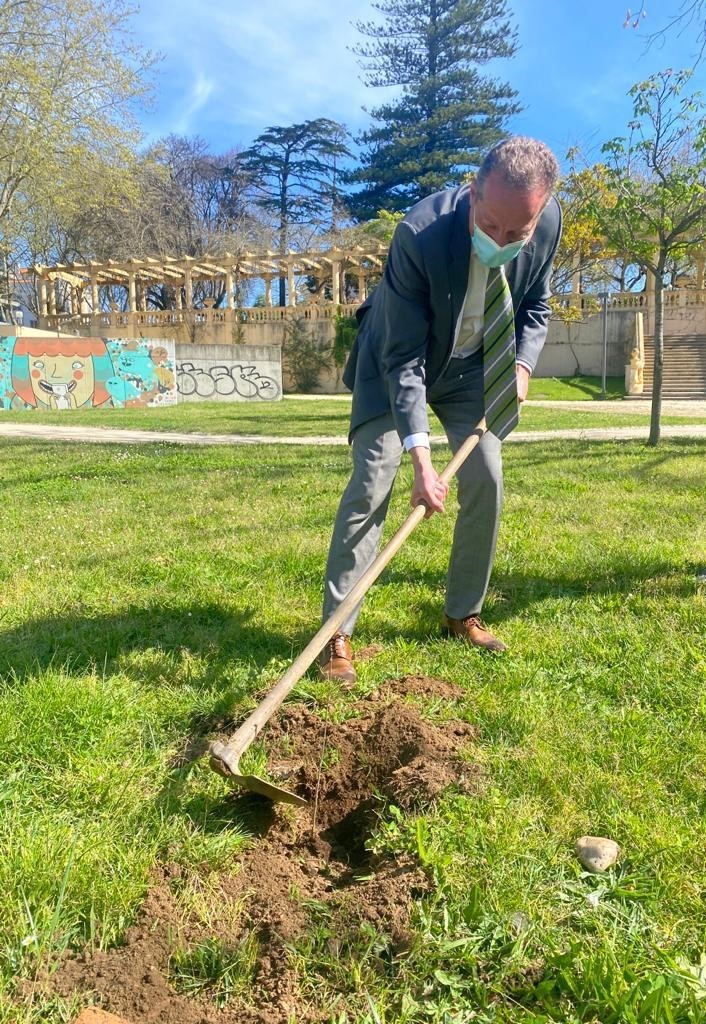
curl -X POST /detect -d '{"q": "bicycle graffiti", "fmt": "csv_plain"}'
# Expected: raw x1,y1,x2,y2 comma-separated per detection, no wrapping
176,361,281,401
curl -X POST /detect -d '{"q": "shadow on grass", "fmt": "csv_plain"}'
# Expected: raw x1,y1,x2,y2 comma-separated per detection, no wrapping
0,601,293,685
374,553,701,638
0,602,312,827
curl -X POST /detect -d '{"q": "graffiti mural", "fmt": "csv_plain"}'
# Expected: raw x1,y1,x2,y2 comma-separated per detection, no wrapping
0,337,177,411
176,361,280,401
172,343,280,402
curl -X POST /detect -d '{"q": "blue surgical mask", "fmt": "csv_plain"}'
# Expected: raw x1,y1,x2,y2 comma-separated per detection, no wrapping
472,222,527,268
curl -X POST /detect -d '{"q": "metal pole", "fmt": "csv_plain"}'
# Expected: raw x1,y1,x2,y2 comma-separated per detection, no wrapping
601,291,609,399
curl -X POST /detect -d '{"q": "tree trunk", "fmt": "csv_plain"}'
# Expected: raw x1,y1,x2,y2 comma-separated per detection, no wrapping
648,268,665,446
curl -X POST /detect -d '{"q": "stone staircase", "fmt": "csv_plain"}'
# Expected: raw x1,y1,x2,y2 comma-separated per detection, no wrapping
641,335,706,399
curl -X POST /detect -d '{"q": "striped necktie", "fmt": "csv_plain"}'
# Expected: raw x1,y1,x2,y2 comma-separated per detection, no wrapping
483,266,519,440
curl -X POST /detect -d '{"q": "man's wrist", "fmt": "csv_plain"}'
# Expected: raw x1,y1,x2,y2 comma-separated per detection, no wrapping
403,431,430,452
409,445,433,474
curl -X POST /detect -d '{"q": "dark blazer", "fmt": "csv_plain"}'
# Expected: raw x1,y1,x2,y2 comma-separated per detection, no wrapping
343,183,562,440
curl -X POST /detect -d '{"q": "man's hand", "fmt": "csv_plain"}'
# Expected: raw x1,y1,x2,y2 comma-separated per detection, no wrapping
409,445,448,518
516,364,530,404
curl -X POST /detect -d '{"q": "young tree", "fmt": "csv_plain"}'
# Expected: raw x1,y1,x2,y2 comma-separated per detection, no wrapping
349,0,521,217
591,69,706,444
243,120,352,305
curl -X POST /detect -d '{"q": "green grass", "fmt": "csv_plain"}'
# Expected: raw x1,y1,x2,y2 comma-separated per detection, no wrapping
527,375,626,401
0,390,705,441
0,395,354,436
1,427,706,1022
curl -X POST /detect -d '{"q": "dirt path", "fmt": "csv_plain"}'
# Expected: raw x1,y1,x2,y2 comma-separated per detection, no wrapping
2,421,706,446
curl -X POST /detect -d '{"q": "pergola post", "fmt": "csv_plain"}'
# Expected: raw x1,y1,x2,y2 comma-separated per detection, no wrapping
175,281,183,310
696,256,705,291
48,280,56,316
286,258,296,307
183,262,193,309
90,273,99,315
331,260,341,305
128,272,137,313
264,276,273,306
39,278,48,317
358,273,368,303
225,269,235,309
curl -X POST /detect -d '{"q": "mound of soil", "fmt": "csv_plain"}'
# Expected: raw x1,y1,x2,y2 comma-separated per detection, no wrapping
47,675,479,1024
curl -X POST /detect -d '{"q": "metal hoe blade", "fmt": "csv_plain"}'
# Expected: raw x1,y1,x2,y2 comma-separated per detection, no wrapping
209,740,307,807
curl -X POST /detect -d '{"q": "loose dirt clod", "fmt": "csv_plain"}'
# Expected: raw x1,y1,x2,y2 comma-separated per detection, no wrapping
47,676,479,1024
73,1009,133,1024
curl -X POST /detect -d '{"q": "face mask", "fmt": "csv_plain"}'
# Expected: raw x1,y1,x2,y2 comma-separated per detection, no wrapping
472,222,528,268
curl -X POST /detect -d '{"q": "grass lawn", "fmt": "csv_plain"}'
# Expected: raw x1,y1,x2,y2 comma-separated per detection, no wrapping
1,426,706,1022
527,376,626,401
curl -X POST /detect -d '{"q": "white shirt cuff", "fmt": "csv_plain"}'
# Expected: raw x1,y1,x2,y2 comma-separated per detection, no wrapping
403,432,430,451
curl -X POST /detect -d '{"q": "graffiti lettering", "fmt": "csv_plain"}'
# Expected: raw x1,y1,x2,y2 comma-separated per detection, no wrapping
176,362,280,401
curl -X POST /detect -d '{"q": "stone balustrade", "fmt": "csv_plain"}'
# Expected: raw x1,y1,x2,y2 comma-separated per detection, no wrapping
37,289,706,346
41,303,361,333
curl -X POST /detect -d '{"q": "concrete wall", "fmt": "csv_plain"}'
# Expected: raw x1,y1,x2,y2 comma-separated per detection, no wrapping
174,343,282,402
34,296,700,395
170,310,636,394
308,309,637,392
536,308,636,378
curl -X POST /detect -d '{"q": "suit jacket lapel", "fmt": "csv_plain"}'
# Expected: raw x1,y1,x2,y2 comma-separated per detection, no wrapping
448,186,472,327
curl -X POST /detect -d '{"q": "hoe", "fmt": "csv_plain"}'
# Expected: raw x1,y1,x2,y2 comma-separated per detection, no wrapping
208,418,487,805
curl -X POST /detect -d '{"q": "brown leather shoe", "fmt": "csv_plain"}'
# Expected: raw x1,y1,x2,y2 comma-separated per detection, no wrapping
318,632,357,683
441,613,507,652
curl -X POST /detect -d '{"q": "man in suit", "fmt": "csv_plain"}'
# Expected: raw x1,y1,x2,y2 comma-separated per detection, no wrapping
320,136,562,683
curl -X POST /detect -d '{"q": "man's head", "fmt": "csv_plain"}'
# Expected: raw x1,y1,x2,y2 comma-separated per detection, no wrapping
470,137,559,252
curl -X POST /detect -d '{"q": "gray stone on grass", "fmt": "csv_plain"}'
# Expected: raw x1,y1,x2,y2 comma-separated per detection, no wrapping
575,835,620,872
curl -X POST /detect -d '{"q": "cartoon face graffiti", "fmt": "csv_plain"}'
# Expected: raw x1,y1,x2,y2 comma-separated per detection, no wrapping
28,352,95,408
11,338,114,409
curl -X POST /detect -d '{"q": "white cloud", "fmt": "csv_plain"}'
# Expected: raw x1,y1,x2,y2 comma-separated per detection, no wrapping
134,0,390,147
174,73,216,134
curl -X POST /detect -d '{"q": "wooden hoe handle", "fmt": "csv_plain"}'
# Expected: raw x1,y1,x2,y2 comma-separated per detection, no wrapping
210,418,487,773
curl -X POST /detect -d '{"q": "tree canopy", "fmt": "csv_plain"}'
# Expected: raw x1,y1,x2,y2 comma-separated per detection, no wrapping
590,68,706,443
349,0,521,217
0,0,155,319
243,120,352,304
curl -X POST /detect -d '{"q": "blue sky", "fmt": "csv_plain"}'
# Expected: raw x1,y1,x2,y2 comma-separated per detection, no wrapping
133,0,704,172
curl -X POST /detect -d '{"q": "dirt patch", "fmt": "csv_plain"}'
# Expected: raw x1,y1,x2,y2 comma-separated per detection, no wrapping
378,674,465,701
46,676,479,1023
355,643,384,661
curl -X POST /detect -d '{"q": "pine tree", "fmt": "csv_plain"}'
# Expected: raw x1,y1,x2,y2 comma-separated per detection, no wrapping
243,120,351,305
350,0,521,217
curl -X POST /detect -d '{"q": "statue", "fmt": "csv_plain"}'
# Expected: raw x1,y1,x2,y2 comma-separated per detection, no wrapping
625,313,645,395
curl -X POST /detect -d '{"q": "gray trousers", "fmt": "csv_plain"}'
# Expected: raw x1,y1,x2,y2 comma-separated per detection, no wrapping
323,351,503,635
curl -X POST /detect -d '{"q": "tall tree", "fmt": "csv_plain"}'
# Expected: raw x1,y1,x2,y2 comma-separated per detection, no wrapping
590,69,706,445
243,120,352,305
349,0,521,217
0,0,154,320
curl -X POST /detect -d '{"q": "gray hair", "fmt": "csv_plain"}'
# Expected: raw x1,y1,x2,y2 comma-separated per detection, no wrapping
476,137,559,198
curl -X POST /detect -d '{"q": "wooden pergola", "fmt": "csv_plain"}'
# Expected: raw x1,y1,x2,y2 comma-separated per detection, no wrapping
33,242,390,325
